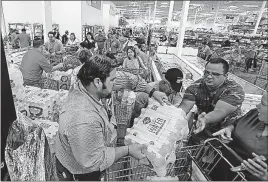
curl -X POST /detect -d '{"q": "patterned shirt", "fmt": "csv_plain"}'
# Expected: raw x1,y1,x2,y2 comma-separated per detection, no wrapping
113,70,148,92
55,81,117,174
183,78,245,127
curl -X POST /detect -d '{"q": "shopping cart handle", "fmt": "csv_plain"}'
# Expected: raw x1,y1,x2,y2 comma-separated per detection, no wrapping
203,138,244,162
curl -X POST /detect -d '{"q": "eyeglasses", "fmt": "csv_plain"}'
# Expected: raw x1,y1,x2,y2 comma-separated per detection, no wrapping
204,70,225,77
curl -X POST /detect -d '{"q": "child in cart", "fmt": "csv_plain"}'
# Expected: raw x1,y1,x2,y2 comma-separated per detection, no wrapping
212,91,268,181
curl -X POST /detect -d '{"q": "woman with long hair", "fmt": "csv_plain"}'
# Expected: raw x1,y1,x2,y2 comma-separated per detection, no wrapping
80,32,98,54
66,33,79,46
122,46,147,70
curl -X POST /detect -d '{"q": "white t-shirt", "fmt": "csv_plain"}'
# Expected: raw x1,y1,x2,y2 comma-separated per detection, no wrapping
67,38,80,46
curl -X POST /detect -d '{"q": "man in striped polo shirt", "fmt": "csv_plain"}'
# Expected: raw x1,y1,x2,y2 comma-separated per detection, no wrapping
178,58,245,144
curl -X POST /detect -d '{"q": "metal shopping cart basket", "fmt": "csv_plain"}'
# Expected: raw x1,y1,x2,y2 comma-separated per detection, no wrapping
112,90,136,145
104,138,247,181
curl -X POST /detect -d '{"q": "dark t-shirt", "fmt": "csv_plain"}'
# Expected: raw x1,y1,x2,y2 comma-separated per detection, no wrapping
230,108,268,159
221,40,231,47
229,108,268,181
135,37,146,45
183,78,245,128
62,34,68,45
80,39,96,50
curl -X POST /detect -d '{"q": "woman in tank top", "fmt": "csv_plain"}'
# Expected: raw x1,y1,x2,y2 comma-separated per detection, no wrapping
122,46,148,70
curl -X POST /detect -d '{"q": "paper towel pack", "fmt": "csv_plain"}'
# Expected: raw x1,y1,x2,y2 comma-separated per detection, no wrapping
21,89,60,121
43,70,73,90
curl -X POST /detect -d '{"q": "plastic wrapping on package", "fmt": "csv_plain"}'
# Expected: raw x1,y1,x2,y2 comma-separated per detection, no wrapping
19,89,60,122
32,119,59,154
125,99,189,177
42,70,73,90
5,112,57,181
7,63,25,100
16,86,68,122
15,86,42,116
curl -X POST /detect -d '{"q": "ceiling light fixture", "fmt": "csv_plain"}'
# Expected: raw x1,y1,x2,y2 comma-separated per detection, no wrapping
229,6,238,9
242,5,259,8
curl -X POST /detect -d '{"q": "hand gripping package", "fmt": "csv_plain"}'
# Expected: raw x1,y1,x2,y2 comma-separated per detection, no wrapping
125,99,189,177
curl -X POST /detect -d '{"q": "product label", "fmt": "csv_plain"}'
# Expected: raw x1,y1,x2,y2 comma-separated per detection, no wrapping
147,118,166,135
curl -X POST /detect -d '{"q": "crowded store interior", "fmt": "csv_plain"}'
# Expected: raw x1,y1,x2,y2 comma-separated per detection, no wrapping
1,0,268,181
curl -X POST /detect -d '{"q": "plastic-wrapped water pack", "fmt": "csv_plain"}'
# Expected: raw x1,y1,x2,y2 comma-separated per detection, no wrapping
125,99,189,177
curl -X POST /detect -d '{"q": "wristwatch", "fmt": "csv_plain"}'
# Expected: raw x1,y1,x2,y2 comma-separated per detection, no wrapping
149,88,156,98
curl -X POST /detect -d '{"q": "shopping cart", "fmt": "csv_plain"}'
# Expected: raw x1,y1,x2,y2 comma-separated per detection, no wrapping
104,138,247,181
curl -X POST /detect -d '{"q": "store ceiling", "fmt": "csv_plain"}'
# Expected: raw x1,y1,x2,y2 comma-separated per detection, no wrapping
112,1,267,23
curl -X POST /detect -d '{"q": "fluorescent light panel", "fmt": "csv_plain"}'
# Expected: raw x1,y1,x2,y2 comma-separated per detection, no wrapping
243,5,259,8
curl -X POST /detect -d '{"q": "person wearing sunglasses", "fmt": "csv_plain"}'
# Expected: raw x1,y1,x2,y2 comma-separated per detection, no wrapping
178,58,245,144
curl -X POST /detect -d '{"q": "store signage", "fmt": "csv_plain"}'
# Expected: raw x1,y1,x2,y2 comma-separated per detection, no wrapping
86,1,101,10
223,14,239,24
91,1,101,10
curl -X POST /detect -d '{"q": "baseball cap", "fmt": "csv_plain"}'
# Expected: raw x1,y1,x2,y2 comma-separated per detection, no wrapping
164,68,184,92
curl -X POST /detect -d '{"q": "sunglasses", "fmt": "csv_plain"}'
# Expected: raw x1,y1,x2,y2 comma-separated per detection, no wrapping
204,70,225,77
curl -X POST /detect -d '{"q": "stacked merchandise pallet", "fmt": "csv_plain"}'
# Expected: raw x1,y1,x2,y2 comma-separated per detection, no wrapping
5,48,77,156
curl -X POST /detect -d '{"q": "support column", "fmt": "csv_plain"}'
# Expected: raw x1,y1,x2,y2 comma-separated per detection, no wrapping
176,0,190,57
194,8,198,24
41,1,52,43
102,3,111,34
253,0,266,35
213,2,220,25
148,6,151,22
168,1,175,24
152,0,157,29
